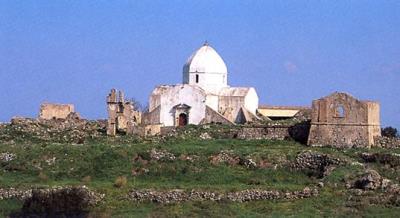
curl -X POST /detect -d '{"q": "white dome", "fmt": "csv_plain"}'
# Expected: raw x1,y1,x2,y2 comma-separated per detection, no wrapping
183,43,228,74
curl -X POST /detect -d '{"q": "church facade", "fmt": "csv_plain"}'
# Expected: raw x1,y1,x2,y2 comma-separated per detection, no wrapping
143,43,259,127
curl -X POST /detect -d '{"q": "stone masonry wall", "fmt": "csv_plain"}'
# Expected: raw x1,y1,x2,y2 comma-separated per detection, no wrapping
39,103,75,120
374,136,400,148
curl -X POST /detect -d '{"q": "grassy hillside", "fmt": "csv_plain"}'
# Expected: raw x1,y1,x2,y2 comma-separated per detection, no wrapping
1,133,400,217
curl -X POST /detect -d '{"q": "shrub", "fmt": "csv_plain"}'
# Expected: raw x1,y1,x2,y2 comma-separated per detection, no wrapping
114,176,127,188
382,127,398,138
82,175,92,183
38,171,48,181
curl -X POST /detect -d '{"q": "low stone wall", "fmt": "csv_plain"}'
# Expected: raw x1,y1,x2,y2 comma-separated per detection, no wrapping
128,187,318,204
374,136,400,148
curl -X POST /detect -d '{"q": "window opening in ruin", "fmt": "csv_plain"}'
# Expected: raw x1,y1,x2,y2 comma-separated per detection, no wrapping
196,74,199,83
336,105,345,118
178,113,188,126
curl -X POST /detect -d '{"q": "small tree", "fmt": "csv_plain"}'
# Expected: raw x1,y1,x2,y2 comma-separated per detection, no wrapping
381,126,398,138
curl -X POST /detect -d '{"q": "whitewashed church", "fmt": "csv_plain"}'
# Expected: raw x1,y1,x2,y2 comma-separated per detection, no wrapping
144,42,260,127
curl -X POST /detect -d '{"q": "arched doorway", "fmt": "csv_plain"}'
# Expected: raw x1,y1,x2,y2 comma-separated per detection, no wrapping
178,113,188,127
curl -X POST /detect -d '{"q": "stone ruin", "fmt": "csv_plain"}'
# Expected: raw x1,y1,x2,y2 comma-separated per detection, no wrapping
106,89,141,136
307,92,381,148
39,103,77,120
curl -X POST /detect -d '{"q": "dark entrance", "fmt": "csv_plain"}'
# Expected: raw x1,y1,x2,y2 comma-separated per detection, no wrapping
178,113,188,126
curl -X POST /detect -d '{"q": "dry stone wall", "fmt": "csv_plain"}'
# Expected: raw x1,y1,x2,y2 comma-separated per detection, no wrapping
374,136,400,148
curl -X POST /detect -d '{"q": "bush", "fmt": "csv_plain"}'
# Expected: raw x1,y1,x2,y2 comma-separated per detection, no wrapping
38,171,48,181
81,176,92,183
382,127,398,138
114,176,127,188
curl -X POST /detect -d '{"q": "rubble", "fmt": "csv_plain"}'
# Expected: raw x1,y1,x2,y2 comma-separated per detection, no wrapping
291,151,343,178
360,152,400,167
0,116,106,144
149,148,176,161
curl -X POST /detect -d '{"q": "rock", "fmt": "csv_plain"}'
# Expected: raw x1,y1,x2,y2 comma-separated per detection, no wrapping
199,132,212,139
352,170,383,190
0,152,16,162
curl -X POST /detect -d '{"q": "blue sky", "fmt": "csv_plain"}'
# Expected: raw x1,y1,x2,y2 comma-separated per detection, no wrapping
0,1,399,128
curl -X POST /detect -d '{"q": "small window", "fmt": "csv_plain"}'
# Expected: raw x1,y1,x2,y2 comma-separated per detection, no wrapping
336,105,345,118
195,74,199,83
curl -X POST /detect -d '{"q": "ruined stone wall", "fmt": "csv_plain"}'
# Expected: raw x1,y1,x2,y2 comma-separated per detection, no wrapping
142,106,161,125
200,106,233,125
374,136,400,148
107,89,141,136
308,92,381,148
39,103,75,120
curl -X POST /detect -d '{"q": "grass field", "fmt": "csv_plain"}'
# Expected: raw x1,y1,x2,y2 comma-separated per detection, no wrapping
1,134,400,217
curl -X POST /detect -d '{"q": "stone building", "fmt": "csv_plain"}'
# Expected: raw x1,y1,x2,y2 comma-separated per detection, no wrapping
307,92,381,148
145,42,259,127
106,89,141,135
39,103,76,120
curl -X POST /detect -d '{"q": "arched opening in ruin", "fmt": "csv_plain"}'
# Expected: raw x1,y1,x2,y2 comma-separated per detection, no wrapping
178,113,188,127
336,105,345,118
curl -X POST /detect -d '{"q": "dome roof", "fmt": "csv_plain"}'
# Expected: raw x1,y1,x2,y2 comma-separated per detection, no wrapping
183,43,228,74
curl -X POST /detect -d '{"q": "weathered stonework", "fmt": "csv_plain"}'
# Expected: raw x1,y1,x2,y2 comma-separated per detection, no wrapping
374,136,400,148
39,103,76,120
307,92,381,148
107,89,141,136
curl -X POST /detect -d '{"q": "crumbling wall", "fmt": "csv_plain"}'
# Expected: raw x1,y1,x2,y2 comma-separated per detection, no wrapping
307,92,381,148
39,103,75,120
374,136,400,148
106,89,141,136
200,106,234,125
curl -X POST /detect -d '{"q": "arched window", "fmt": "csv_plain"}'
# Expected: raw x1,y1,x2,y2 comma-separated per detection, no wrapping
336,105,345,118
195,74,199,83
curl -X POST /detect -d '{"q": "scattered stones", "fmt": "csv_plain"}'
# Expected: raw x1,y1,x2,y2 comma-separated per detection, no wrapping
209,150,259,169
179,154,199,163
0,152,16,162
199,132,212,140
128,187,318,204
291,151,343,178
240,157,257,169
209,150,240,166
149,148,176,161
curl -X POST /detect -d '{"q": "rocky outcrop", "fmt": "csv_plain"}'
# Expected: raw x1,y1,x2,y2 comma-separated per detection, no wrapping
291,151,343,178
128,187,318,204
349,170,390,190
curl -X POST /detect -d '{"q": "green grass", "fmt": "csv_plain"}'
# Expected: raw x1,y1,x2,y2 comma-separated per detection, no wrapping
1,134,400,217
